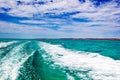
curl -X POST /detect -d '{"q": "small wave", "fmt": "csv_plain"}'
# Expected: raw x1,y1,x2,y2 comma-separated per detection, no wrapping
0,42,34,80
17,50,41,80
40,42,120,80
67,73,75,80
0,41,18,48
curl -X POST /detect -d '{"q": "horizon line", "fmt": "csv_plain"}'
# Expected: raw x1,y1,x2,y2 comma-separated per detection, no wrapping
0,38,120,40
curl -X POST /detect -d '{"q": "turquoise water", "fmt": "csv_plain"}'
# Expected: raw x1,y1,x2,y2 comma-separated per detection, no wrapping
42,40,120,60
0,39,120,80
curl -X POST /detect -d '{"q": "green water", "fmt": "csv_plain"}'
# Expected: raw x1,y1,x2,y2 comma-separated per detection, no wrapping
42,39,120,60
0,39,120,80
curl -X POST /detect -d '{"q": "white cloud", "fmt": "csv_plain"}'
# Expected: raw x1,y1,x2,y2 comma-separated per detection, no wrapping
0,20,120,38
20,20,47,24
72,1,120,21
0,0,94,17
0,0,120,22
0,0,120,38
0,21,74,38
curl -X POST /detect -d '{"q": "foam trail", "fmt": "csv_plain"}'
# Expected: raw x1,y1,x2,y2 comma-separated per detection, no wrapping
67,73,75,80
40,42,120,80
11,51,35,80
0,41,17,48
0,42,33,80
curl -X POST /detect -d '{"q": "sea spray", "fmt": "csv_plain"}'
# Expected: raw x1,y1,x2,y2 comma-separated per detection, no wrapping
40,42,120,80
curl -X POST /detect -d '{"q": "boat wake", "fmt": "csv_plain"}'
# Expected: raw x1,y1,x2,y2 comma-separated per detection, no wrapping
39,42,120,80
0,41,120,80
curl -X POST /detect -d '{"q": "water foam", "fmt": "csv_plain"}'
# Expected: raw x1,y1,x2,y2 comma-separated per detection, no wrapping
67,73,75,80
0,41,17,48
40,42,120,80
0,42,34,80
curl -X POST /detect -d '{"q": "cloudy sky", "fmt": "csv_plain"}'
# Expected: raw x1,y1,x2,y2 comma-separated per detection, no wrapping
0,0,120,38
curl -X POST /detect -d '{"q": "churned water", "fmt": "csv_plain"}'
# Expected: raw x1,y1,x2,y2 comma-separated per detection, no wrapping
0,39,120,80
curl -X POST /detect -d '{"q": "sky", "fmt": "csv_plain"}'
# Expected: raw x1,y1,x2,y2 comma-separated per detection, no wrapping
0,0,120,38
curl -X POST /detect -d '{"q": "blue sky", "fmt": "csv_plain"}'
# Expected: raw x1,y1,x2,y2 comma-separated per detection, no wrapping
0,0,120,38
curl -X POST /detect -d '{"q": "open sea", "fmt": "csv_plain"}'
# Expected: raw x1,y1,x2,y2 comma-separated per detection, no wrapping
0,39,120,80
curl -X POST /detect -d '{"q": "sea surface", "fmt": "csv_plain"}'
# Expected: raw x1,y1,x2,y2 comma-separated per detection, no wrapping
0,39,120,80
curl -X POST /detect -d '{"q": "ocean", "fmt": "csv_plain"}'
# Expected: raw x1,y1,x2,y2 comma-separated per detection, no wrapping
0,39,120,80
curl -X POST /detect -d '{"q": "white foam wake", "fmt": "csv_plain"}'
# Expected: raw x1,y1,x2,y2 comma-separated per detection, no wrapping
0,41,17,48
40,42,120,80
0,42,34,80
